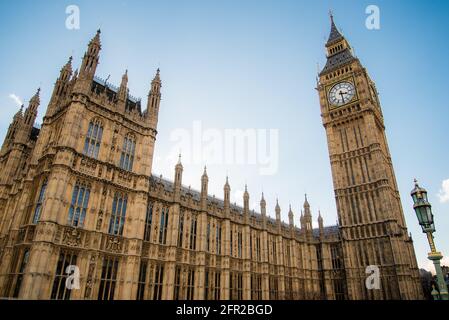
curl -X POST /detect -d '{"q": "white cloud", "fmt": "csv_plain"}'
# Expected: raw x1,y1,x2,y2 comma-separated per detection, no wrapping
424,256,449,275
438,179,449,203
8,93,22,107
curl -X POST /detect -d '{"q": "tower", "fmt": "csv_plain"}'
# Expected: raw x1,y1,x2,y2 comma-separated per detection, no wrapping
317,14,422,299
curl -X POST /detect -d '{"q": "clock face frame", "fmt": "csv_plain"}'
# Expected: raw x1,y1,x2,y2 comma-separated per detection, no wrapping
328,81,356,107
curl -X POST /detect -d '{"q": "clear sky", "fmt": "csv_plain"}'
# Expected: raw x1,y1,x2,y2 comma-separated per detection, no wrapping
0,0,448,271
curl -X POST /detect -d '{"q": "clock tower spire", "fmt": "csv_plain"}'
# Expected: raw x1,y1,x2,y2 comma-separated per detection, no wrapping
317,14,423,300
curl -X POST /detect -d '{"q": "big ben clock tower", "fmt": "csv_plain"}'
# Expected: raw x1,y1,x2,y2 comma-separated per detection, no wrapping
317,14,423,300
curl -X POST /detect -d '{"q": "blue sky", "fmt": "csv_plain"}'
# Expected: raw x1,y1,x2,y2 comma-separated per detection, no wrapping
0,0,448,270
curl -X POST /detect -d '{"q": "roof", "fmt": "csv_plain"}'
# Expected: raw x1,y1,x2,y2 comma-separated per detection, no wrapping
150,174,339,239
320,48,357,75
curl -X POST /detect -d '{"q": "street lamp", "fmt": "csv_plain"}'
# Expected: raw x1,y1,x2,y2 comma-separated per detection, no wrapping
411,179,448,300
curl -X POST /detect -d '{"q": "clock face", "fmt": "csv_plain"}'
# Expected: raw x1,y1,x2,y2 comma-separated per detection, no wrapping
328,82,356,106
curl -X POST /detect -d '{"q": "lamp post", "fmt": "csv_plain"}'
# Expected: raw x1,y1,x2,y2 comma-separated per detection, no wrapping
410,179,448,300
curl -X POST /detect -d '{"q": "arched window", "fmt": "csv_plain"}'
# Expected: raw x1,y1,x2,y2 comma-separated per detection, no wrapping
108,193,128,236
83,119,103,159
119,135,136,171
32,178,48,224
68,181,91,228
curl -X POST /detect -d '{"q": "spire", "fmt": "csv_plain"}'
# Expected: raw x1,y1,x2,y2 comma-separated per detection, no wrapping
201,165,208,209
224,176,230,214
146,68,162,128
118,69,129,101
60,56,73,81
243,184,249,214
320,12,356,75
303,193,310,209
260,192,266,217
288,204,294,226
79,29,101,79
275,198,281,220
326,11,344,45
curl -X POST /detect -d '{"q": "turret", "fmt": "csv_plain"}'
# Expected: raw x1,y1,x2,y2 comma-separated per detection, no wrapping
17,89,40,144
200,166,208,210
275,199,281,232
146,68,161,129
303,194,312,232
224,176,230,214
318,210,324,237
288,204,294,227
243,184,249,215
174,154,183,200
1,105,23,152
118,69,129,111
80,29,101,79
47,57,73,116
260,193,266,217
74,30,101,94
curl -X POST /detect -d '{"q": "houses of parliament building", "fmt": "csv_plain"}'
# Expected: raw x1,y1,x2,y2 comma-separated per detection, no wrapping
0,16,423,300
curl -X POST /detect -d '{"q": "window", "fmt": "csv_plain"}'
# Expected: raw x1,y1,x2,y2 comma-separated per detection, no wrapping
251,274,262,300
68,182,91,228
284,277,293,299
51,251,78,300
144,201,153,241
269,276,279,300
216,223,222,255
174,266,182,300
83,119,103,159
189,215,197,250
186,268,195,300
237,230,242,258
230,228,233,256
136,260,148,300
204,269,221,300
206,222,211,252
153,264,164,300
214,272,221,300
11,249,30,298
178,211,184,247
108,193,128,236
230,272,243,300
98,257,119,300
256,234,261,262
119,135,136,171
32,179,47,224
159,207,169,244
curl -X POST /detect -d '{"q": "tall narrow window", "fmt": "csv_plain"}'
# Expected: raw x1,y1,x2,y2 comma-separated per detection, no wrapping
51,251,78,300
189,215,197,250
174,266,182,300
11,249,30,298
153,264,164,300
256,234,261,262
159,207,169,244
214,271,221,300
68,182,91,228
178,211,184,248
230,228,233,256
144,201,153,241
119,135,136,171
237,230,242,258
216,223,222,255
204,270,209,300
269,276,279,300
32,179,47,224
83,119,103,159
98,257,119,300
136,260,148,300
108,193,128,236
206,222,211,252
186,268,195,300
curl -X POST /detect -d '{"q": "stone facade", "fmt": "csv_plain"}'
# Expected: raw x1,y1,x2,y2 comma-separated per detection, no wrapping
0,17,422,300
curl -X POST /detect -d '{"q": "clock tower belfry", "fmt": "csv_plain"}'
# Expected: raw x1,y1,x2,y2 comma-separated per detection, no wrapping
317,14,423,300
